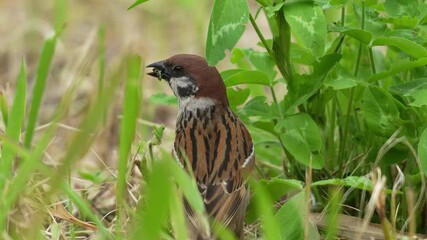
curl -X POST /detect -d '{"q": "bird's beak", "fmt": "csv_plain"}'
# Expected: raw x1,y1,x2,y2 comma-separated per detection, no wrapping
146,60,170,81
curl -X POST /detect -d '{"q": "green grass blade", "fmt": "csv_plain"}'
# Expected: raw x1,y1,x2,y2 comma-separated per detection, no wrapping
60,181,111,238
0,59,26,191
24,35,57,148
0,92,8,126
131,158,172,240
47,66,121,194
116,55,142,229
0,120,57,231
54,0,68,33
325,186,342,240
169,190,188,240
250,178,281,240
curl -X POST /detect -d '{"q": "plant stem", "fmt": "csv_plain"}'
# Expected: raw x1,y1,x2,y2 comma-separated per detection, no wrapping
368,48,376,75
249,13,290,83
338,1,365,166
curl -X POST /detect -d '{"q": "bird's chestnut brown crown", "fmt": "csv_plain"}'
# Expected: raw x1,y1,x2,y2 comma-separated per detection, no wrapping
147,54,229,106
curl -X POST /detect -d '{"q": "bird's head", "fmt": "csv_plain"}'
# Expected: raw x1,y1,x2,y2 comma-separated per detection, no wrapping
147,54,229,108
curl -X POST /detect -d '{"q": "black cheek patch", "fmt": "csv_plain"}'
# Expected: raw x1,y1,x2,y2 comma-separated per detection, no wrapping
177,85,196,97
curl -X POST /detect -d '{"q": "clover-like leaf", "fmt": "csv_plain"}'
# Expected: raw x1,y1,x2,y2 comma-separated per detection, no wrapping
206,0,249,65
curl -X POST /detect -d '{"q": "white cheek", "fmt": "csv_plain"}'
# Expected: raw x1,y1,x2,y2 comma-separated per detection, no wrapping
169,76,196,97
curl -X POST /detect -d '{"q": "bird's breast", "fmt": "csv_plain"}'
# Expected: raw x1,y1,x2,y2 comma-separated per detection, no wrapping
174,106,254,187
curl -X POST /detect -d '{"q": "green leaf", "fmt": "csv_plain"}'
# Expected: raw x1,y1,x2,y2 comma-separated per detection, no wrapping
149,93,178,105
418,128,427,177
128,0,149,10
235,48,277,79
369,57,427,82
408,89,427,107
169,191,188,240
251,179,281,240
169,155,205,214
329,26,373,45
0,93,8,126
117,55,141,227
223,70,270,87
226,87,250,110
206,0,249,65
132,159,172,240
260,178,303,202
361,85,402,137
290,42,315,64
247,125,283,167
313,176,375,191
275,113,324,169
324,65,360,90
240,96,278,120
275,191,320,240
383,0,419,17
284,1,327,58
24,35,57,148
389,78,427,96
0,60,26,187
78,170,106,184
372,37,427,59
284,53,341,114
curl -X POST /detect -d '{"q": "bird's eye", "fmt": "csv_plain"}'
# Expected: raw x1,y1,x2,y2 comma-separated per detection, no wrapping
172,65,183,72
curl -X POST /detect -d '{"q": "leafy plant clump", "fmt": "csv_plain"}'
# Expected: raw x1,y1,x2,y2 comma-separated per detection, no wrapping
201,0,427,238
1,0,427,239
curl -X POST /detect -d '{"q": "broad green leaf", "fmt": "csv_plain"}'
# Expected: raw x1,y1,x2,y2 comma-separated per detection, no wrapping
149,93,178,105
227,87,250,109
361,86,402,137
240,96,278,120
372,37,427,59
0,60,26,188
265,2,285,18
247,125,283,167
382,16,419,28
385,29,424,44
418,128,427,177
275,113,324,169
128,0,149,10
329,0,350,5
329,26,373,45
275,191,320,240
383,0,419,17
284,2,327,58
389,78,427,96
206,0,249,65
237,49,277,79
223,70,270,87
369,57,427,82
259,178,303,201
409,89,427,107
284,54,341,114
290,42,315,64
324,65,359,90
24,35,57,148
